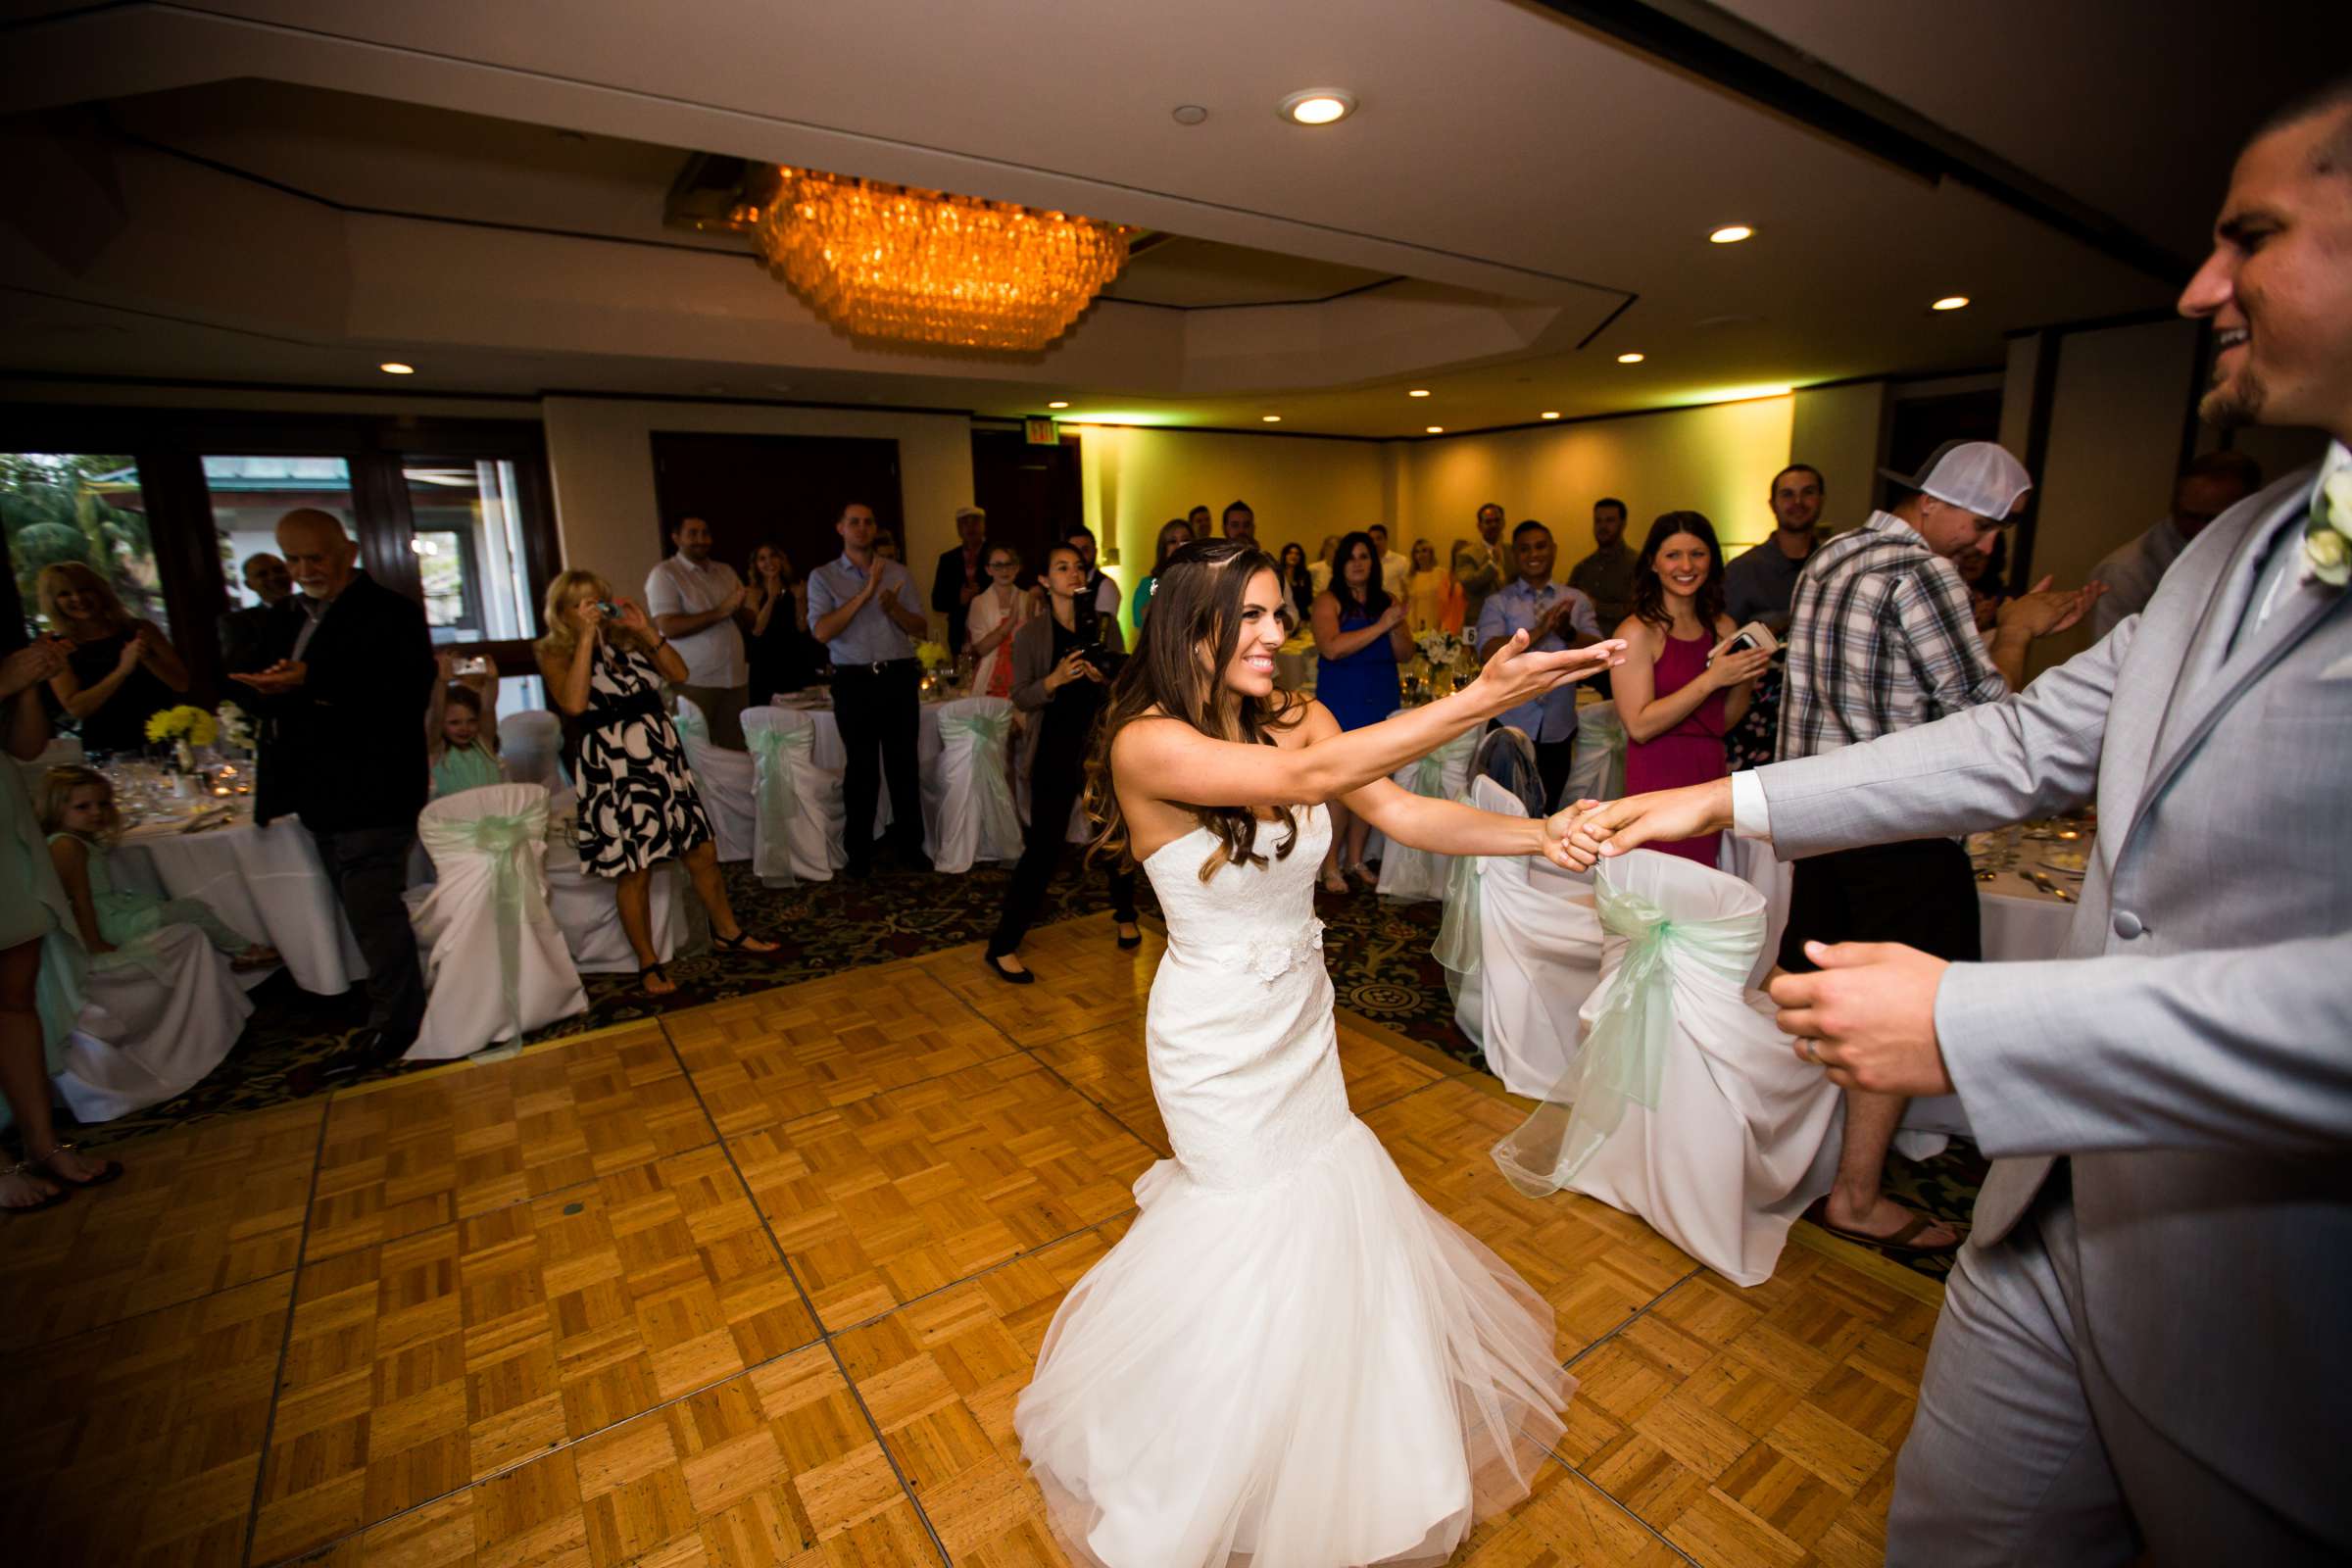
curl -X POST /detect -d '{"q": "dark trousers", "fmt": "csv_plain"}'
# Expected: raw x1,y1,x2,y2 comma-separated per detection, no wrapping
989,740,1136,957
1779,837,1983,972
312,822,427,1047
833,660,924,867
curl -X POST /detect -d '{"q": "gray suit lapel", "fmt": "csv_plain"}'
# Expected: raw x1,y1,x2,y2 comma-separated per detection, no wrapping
2129,472,2339,847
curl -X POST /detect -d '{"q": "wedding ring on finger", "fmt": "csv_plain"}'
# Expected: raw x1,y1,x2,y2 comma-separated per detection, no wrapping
1798,1038,1818,1064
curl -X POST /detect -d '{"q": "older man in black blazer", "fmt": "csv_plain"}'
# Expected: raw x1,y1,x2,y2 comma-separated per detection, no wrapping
233,509,434,1069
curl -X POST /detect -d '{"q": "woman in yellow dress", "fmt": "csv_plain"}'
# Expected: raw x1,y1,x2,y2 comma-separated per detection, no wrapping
1403,538,1463,633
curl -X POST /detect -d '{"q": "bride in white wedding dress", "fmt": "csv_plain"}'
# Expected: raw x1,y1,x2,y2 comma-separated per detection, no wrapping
1014,540,1624,1568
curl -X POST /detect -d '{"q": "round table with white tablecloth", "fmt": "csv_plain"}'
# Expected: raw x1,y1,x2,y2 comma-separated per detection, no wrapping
110,807,367,995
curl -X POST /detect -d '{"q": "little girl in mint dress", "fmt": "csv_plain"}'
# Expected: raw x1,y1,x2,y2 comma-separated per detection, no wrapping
40,768,277,974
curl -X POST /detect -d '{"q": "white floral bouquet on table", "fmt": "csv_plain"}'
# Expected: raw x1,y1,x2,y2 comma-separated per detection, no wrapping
216,701,256,752
1414,629,1468,668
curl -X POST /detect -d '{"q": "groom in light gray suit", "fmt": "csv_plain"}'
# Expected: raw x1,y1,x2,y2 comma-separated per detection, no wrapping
1562,77,2352,1564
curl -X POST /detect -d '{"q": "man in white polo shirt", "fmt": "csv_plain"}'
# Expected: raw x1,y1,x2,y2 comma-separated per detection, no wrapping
645,515,749,749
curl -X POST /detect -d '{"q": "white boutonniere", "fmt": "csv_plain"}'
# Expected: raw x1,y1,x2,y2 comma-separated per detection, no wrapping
2306,464,2352,588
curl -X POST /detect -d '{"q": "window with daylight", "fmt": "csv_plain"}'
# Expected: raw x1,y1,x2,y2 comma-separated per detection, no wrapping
3,453,167,640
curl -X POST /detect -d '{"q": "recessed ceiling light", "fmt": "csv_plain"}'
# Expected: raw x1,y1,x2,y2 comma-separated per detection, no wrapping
1932,295,1971,312
1261,415,1282,423
1426,425,1445,434
1171,105,1208,126
1541,411,1561,420
1616,352,1645,365
1708,224,1754,245
378,362,416,375
1048,400,1069,409
1407,388,1431,398
1278,89,1356,126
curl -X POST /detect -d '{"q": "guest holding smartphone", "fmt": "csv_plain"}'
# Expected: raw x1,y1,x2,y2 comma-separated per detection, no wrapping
1609,512,1770,865
983,544,1137,982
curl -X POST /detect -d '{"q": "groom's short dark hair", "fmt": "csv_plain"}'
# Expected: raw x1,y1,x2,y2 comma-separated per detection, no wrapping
2257,74,2352,177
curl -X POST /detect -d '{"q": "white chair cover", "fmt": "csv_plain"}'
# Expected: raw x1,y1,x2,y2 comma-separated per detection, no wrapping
925,697,1021,874
1564,702,1627,809
1492,849,1847,1287
53,923,253,1122
1430,776,1603,1093
671,695,756,862
406,783,585,1062
501,710,574,811
547,847,690,973
1374,724,1480,901
743,707,837,885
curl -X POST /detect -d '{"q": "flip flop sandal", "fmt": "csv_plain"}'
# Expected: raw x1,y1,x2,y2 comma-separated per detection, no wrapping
32,1141,122,1190
1,1160,69,1216
1803,1198,1965,1255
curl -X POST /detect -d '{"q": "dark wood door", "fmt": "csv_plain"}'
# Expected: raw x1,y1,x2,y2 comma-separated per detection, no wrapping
969,429,1082,581
648,430,903,582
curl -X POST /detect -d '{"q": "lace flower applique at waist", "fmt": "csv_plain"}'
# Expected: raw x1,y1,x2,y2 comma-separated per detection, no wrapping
1170,918,1327,985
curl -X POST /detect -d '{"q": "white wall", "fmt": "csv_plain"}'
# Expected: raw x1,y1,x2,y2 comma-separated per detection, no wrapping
540,397,976,609
1788,381,1888,531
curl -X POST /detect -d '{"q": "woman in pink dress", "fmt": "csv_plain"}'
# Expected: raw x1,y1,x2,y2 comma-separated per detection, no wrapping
1609,512,1772,866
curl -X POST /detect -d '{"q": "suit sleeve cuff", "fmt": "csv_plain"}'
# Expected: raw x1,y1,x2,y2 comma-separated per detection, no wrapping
1731,769,1773,841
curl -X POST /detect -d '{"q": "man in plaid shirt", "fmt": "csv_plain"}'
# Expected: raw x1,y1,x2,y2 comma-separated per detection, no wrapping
1777,439,2102,1253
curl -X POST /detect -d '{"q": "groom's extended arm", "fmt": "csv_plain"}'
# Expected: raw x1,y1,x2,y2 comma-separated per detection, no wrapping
1753,613,2132,858
1562,617,2136,863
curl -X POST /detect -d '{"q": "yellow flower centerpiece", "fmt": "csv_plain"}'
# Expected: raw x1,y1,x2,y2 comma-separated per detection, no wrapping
145,705,220,777
913,640,951,672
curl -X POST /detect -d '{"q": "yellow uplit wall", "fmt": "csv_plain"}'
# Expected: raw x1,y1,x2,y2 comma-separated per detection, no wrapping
1072,423,1387,637
1395,394,1797,563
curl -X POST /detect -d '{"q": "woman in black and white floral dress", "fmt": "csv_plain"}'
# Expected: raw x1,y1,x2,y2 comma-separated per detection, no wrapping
536,570,777,993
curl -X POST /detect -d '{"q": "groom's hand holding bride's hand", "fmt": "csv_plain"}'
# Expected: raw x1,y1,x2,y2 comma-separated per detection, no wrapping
1469,629,1626,716
1768,942,1955,1097
1548,778,1734,871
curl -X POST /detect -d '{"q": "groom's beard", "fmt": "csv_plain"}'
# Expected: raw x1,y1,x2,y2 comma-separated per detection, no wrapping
2200,365,2268,428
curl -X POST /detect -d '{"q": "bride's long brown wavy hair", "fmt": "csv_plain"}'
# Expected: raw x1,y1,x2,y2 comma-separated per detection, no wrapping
1085,539,1307,881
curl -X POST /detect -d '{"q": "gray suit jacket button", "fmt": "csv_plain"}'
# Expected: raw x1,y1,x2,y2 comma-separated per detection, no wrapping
2112,909,2144,940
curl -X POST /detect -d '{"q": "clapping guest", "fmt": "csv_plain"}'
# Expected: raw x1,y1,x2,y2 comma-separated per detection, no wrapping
1956,534,2009,634
808,502,932,876
645,515,750,751
427,653,503,797
1404,538,1463,632
1132,518,1192,628
36,562,190,755
1609,513,1770,866
745,542,815,703
41,766,277,971
963,543,1030,699
1276,542,1317,620
1311,531,1411,892
984,544,1138,981
0,629,118,1213
535,571,778,994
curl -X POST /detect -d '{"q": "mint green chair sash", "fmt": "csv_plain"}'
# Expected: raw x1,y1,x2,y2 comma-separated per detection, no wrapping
672,704,708,746
1505,861,1764,1188
936,709,1019,857
447,808,548,1053
745,722,809,888
1431,828,1484,979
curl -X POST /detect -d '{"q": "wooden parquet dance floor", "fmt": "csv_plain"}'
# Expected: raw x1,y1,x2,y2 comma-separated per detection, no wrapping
0,912,1942,1567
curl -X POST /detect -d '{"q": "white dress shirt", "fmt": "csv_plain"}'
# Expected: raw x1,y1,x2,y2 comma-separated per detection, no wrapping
643,555,748,687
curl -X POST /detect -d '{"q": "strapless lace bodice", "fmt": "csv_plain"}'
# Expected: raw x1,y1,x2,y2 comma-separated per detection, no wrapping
1143,804,1329,977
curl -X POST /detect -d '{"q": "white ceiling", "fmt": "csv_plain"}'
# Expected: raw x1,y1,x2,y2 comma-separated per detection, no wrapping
0,0,2323,437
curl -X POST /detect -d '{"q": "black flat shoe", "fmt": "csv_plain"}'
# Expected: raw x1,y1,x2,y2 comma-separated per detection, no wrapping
1115,928,1143,951
982,954,1035,985
711,929,778,956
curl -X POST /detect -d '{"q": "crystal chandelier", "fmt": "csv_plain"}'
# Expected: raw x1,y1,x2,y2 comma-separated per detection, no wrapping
747,167,1133,351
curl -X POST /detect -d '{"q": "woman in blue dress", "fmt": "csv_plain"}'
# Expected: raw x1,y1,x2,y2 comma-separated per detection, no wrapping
1309,530,1411,892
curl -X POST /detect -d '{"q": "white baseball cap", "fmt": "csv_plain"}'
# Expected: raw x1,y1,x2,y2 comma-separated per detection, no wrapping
1879,440,2034,521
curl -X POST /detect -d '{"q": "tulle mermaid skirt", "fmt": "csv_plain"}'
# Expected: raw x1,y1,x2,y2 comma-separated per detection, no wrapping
1013,1118,1572,1568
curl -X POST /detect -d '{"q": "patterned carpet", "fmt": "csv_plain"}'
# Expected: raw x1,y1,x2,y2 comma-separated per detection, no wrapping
52,849,1981,1280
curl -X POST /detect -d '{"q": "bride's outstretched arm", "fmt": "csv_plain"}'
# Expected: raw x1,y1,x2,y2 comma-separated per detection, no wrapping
1112,631,1623,812
1342,775,1588,869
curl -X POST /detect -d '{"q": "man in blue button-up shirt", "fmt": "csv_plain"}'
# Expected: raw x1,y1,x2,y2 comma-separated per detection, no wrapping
1475,519,1603,808
808,502,933,873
